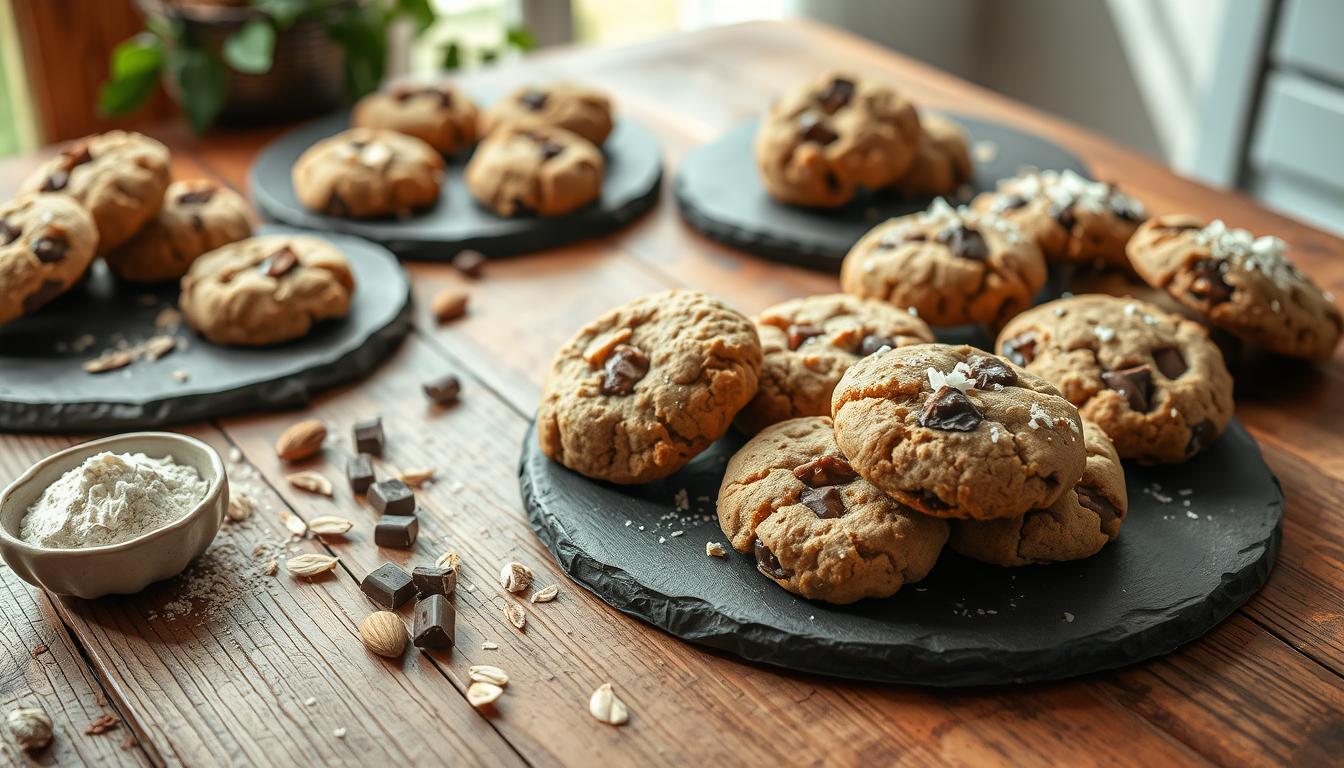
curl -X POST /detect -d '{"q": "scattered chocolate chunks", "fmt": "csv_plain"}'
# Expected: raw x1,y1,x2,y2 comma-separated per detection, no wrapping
800,486,846,519
600,344,649,395
1152,346,1188,379
796,111,838,145
353,418,385,456
423,374,461,405
1188,259,1232,304
968,355,1017,389
260,246,299,278
368,479,415,516
361,562,415,609
754,538,791,579
375,515,419,548
347,454,376,494
31,236,68,263
792,454,856,487
937,222,988,261
412,565,457,597
919,386,983,431
1076,485,1121,527
1101,364,1154,412
1000,331,1038,366
413,594,455,650
859,334,898,357
786,323,824,350
818,76,855,114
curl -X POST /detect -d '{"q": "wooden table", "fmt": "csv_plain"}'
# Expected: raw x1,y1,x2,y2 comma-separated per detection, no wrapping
2,20,1342,767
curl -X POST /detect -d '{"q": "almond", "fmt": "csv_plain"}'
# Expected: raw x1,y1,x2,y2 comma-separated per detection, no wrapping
359,611,405,658
467,681,503,708
286,553,339,578
431,289,469,323
468,665,509,686
503,602,526,631
286,471,333,497
499,562,533,593
588,683,628,726
276,419,326,461
530,584,559,604
308,516,354,536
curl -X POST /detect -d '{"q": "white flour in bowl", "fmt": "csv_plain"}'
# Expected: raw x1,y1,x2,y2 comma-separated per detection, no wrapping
20,451,209,549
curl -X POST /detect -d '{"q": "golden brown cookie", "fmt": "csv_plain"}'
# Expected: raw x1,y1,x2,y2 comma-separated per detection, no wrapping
0,194,99,325
352,81,480,155
480,83,613,145
292,128,443,218
891,113,973,198
538,290,762,484
464,124,604,217
104,180,253,283
718,416,948,603
736,293,933,434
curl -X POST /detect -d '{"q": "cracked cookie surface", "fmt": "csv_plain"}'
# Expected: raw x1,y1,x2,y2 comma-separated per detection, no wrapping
840,198,1046,327
480,83,613,145
353,81,480,155
997,294,1233,464
949,419,1127,566
736,293,933,434
1127,214,1342,362
538,289,762,484
831,343,1086,520
0,194,99,325
464,124,603,217
105,180,253,283
891,113,972,198
292,128,443,218
717,416,948,603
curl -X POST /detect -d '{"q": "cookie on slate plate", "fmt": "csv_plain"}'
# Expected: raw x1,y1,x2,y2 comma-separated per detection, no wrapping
831,343,1086,520
0,194,99,325
997,294,1233,464
1127,215,1342,362
840,197,1046,328
20,130,170,251
179,234,356,346
755,71,921,208
718,416,949,604
352,81,480,155
464,124,604,217
735,293,934,434
292,128,443,218
890,113,973,198
972,169,1146,271
537,289,762,484
480,83,613,146
105,180,253,283
949,419,1127,566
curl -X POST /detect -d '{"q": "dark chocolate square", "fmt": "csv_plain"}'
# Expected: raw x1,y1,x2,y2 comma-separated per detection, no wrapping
412,565,457,597
413,594,455,650
353,418,385,456
347,454,375,493
368,479,415,516
361,562,414,609
375,515,418,548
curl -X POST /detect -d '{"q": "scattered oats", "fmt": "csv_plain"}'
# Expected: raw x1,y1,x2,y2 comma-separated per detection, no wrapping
499,562,534,593
531,584,559,603
264,560,278,576
1063,612,1075,623
469,665,509,686
333,727,346,739
171,369,189,383
588,683,629,726
308,516,354,536
227,493,255,522
83,349,135,373
286,471,333,497
481,641,499,650
706,542,727,557
436,551,462,570
286,553,339,578
503,602,526,630
467,682,503,708
398,469,435,488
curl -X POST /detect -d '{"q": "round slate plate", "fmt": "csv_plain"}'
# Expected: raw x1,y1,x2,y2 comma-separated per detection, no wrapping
250,113,663,259
676,114,1090,271
519,419,1282,686
0,227,412,433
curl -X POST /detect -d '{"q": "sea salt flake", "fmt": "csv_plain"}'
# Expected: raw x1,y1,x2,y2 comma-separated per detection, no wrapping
1092,325,1116,342
927,362,975,394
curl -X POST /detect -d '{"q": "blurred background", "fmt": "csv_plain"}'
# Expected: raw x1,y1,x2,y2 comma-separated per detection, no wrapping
1,0,1339,233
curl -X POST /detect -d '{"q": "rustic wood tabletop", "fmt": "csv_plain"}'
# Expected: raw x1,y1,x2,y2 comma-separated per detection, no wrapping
1,20,1342,767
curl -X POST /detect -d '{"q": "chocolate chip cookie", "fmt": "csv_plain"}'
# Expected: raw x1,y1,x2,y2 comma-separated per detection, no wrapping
178,234,356,346
0,194,99,325
718,416,948,603
971,169,1146,271
997,294,1234,464
891,113,973,198
352,81,480,155
104,180,253,283
292,128,443,218
755,71,921,208
832,343,1086,520
480,83,613,145
735,293,934,434
840,198,1046,327
538,289,762,484
464,124,604,217
1127,215,1342,362
20,130,170,251
949,419,1126,566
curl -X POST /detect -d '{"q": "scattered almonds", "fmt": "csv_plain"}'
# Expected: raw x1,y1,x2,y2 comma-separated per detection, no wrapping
286,553,339,578
468,665,509,686
279,507,308,536
588,683,628,726
431,288,469,323
359,611,406,658
263,560,279,576
83,350,134,373
467,682,503,708
308,516,354,536
227,493,255,522
275,419,327,461
499,562,533,593
85,714,119,735
398,469,435,488
706,542,727,558
6,708,52,751
286,471,333,497
503,602,526,631
531,584,559,603
436,551,462,570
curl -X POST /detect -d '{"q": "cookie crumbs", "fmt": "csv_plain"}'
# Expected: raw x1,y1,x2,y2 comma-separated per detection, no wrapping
669,530,684,538
171,370,189,383
658,536,666,544
674,489,689,511
809,615,816,621
706,542,727,557
333,727,347,739
1186,510,1199,520
624,520,632,527
1063,612,1075,623
481,642,499,650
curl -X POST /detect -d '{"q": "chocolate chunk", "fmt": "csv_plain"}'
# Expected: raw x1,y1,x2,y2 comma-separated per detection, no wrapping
793,454,857,487
600,344,649,395
520,88,549,110
190,213,205,231
451,249,486,278
993,194,1030,212
177,187,217,205
368,479,415,516
1101,364,1154,412
423,374,462,405
22,279,65,313
1152,347,1187,379
347,454,376,494
538,140,565,161
40,170,69,193
260,246,299,278
1188,259,1232,304
1161,221,1202,233
754,538,792,579
353,417,385,456
800,486,846,519
914,489,952,511
1075,485,1121,527
797,112,838,145
1186,419,1219,457
859,334,898,356
412,565,457,597
786,323,824,350
823,170,840,191
919,386,982,431
1051,203,1076,231
361,562,415,609
968,355,1017,389
0,219,19,245
937,222,988,261
326,193,349,217
412,594,455,650
30,236,68,263
818,76,856,114
1000,331,1038,366
375,515,419,548
40,144,92,192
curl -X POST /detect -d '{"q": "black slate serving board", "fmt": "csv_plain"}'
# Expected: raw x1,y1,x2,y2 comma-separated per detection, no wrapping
519,419,1282,686
250,113,663,259
0,227,412,433
676,114,1090,271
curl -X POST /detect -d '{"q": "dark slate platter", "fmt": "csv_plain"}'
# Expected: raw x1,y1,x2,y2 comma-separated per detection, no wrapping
0,227,412,433
519,418,1282,686
249,113,663,260
676,114,1091,271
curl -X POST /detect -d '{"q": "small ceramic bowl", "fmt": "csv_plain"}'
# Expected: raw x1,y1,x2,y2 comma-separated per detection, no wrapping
0,432,228,599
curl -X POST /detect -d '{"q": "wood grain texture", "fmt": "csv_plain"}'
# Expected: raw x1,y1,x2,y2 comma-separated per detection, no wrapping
0,19,1341,767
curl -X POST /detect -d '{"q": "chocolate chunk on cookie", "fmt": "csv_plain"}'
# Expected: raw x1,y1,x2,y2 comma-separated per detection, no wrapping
480,83,613,145
353,81,479,155
464,124,604,217
0,194,98,326
292,128,443,218
105,180,253,283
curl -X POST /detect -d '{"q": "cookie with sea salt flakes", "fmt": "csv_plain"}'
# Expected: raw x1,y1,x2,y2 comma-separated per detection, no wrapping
996,294,1233,464
717,416,948,604
831,343,1086,520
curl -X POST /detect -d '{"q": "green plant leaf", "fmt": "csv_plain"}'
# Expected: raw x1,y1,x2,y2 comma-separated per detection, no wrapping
393,0,435,34
255,0,309,28
326,5,387,99
441,41,460,70
480,48,498,64
170,48,228,133
505,25,536,51
98,35,164,116
223,19,276,74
